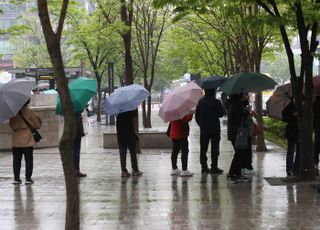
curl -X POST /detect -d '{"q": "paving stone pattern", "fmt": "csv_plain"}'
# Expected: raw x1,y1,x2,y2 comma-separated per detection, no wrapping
0,112,320,230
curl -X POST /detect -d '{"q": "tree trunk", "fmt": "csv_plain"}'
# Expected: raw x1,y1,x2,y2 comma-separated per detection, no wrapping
142,96,152,128
96,77,102,122
254,92,267,151
37,1,80,229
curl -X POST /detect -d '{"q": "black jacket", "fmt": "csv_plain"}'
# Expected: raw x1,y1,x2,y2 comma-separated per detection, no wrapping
227,98,248,142
75,112,85,139
195,96,224,134
313,97,320,131
282,101,299,140
116,110,138,146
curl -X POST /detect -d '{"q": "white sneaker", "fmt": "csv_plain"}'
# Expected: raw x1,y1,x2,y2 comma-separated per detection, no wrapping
171,169,181,175
242,169,255,175
180,170,194,177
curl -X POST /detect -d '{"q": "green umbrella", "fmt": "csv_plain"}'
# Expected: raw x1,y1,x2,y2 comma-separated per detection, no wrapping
56,77,97,115
221,72,277,95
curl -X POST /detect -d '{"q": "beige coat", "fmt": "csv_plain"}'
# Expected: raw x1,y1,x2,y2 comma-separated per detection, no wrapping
9,105,42,148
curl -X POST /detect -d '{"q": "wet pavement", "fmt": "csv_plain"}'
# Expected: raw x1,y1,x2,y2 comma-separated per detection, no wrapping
0,110,320,229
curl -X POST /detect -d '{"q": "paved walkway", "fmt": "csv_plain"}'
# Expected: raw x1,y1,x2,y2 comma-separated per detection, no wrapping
0,111,319,229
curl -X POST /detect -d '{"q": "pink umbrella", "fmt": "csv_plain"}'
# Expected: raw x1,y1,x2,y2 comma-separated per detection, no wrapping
159,82,203,122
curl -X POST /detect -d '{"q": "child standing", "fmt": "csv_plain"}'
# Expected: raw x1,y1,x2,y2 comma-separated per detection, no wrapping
169,114,194,176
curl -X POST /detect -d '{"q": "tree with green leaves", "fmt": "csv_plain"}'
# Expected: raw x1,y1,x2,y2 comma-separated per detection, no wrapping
37,0,79,229
255,0,320,181
65,3,122,122
154,0,277,151
132,0,171,128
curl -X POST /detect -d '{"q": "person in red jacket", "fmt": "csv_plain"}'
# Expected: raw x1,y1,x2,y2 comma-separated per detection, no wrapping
169,113,194,176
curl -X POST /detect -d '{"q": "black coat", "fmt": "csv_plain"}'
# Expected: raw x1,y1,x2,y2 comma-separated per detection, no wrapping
227,99,248,142
116,111,138,146
313,97,320,131
195,96,224,134
75,112,85,139
282,101,299,140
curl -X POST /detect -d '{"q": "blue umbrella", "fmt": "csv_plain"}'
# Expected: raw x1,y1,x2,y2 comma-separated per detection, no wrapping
103,84,150,116
196,76,227,89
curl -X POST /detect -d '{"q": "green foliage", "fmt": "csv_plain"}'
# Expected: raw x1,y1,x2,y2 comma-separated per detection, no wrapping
263,117,287,148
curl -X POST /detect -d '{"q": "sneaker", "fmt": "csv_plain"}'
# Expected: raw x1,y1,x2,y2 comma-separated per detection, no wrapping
132,170,143,176
237,176,251,182
25,179,34,185
286,170,293,176
201,168,210,174
13,179,22,185
76,171,87,177
242,168,255,175
121,171,131,177
180,170,194,177
210,168,224,174
171,169,182,175
227,174,238,183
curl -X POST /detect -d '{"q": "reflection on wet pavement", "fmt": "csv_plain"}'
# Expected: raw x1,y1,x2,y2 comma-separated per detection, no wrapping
0,112,319,229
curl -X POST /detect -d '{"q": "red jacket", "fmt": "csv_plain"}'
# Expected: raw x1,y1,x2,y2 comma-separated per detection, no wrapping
170,114,193,139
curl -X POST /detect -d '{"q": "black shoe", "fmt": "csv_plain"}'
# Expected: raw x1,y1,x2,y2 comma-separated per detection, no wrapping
287,171,293,176
201,168,210,174
25,179,34,185
227,174,238,183
13,179,22,185
76,171,87,177
210,168,224,174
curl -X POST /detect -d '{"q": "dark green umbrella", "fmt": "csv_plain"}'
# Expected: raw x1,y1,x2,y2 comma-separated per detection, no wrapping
56,77,97,115
221,72,277,95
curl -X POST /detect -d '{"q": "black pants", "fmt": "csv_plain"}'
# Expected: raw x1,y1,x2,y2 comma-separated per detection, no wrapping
171,138,189,171
73,138,81,171
200,132,220,170
287,138,300,173
228,141,246,176
119,144,138,172
12,147,33,180
243,137,253,170
314,129,320,165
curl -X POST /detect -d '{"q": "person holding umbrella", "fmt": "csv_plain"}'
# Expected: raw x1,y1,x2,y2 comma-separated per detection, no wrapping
195,88,224,174
226,93,251,182
282,98,300,176
116,110,143,177
74,111,86,177
9,99,42,184
169,113,194,177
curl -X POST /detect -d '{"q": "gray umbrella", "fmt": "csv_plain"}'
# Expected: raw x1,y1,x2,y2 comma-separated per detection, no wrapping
0,78,33,123
266,83,292,120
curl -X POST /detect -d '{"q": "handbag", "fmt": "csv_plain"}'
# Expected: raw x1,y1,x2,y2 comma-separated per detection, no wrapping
253,123,262,136
235,126,248,149
19,112,42,143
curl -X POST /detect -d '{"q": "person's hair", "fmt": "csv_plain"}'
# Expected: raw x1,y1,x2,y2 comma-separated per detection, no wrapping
204,88,216,97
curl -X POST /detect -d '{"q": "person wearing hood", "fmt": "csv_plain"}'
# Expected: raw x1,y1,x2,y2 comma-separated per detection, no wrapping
195,88,224,174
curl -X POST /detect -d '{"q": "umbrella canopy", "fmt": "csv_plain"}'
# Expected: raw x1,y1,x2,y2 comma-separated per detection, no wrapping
196,76,227,89
56,77,97,115
266,83,292,120
103,84,150,116
0,78,33,123
314,75,320,95
221,72,277,95
159,82,202,122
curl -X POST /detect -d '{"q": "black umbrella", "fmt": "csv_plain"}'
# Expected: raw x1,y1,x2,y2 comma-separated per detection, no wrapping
196,76,227,89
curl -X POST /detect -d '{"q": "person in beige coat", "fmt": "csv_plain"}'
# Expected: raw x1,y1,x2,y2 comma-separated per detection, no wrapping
9,100,42,185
